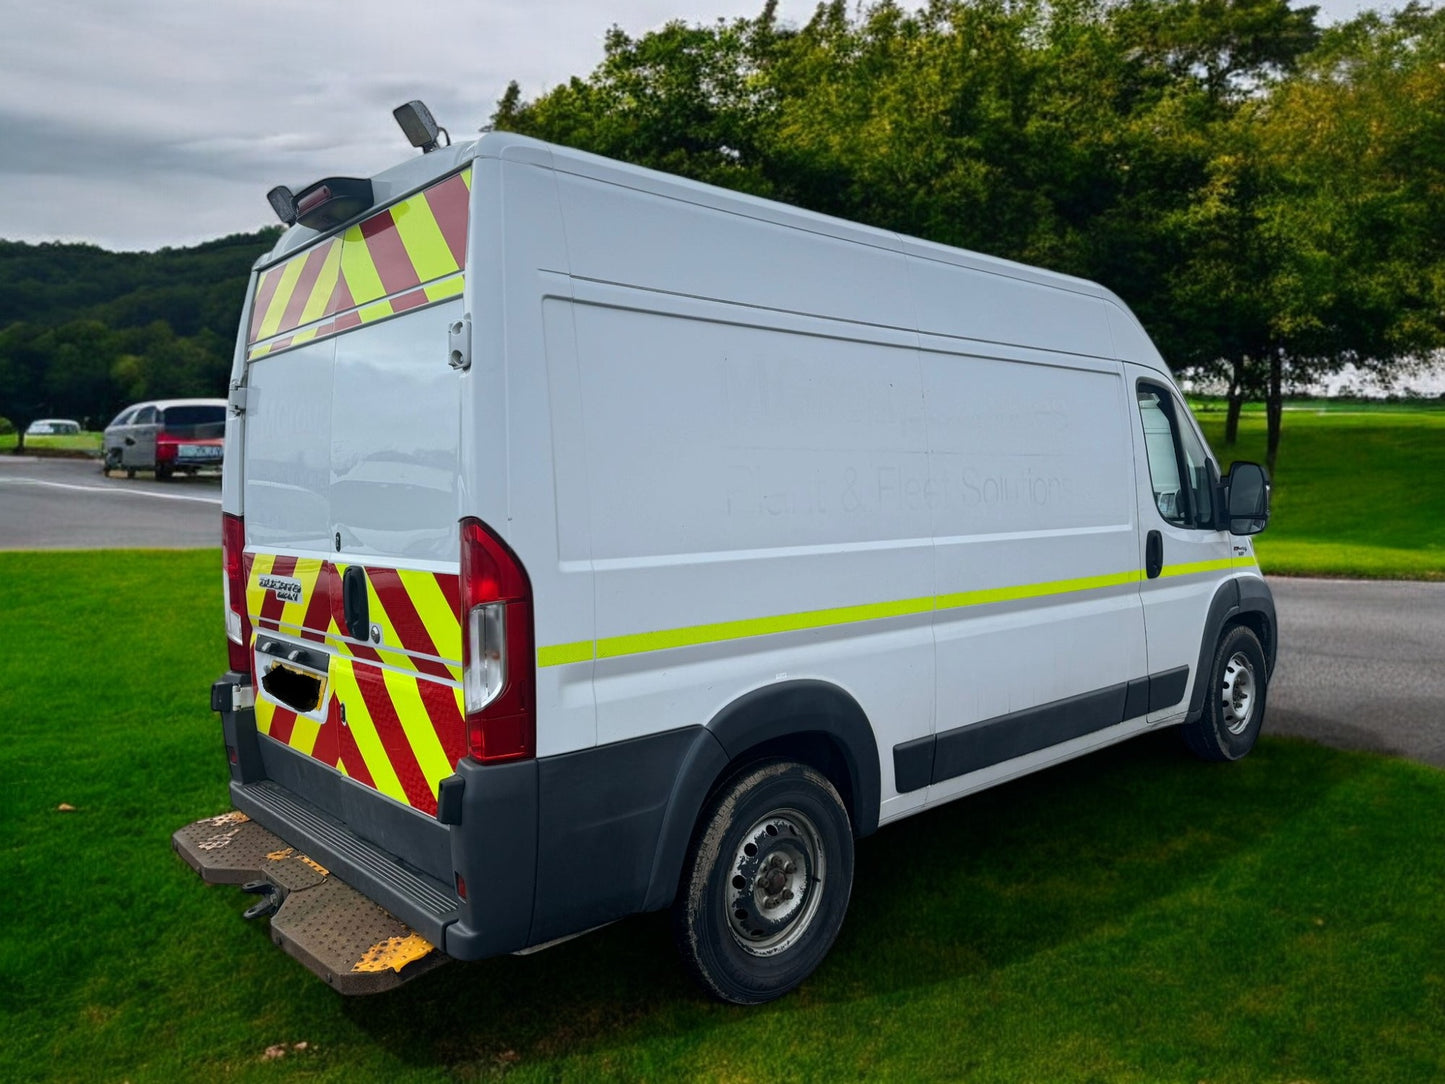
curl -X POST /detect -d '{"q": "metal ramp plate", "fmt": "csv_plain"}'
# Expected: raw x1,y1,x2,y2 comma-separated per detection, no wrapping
173,811,449,994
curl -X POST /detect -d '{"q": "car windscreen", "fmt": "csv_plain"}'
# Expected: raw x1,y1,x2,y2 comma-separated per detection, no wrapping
161,405,225,438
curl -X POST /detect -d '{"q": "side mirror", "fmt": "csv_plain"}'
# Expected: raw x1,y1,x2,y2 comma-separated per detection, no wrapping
1223,461,1270,535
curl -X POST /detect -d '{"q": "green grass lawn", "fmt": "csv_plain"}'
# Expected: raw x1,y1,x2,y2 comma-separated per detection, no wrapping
0,430,103,455
3,551,1444,1082
1193,404,1445,580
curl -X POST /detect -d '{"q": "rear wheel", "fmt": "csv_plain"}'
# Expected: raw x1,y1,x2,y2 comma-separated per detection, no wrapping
1182,624,1268,761
155,463,173,481
673,760,853,1004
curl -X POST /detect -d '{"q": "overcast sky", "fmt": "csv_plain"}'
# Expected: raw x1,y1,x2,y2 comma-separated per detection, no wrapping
0,0,1393,252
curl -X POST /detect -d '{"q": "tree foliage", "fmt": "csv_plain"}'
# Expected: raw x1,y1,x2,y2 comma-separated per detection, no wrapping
0,229,277,448
493,0,1443,472
5,2,1442,472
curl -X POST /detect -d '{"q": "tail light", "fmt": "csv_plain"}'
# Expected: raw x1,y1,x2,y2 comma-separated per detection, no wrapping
222,513,252,677
156,433,179,463
459,517,534,762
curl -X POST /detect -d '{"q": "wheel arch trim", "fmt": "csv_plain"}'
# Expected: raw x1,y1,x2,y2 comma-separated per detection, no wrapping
640,679,881,912
1186,575,1277,724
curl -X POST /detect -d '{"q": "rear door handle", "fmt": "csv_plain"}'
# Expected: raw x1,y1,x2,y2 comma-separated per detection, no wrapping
342,566,369,640
1145,530,1163,579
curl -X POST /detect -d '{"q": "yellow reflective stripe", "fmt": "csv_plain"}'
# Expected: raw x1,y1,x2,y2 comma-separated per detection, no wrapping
424,275,464,303
256,255,306,340
299,239,343,325
400,569,461,662
289,714,324,757
339,223,387,306
254,695,276,736
595,594,934,660
540,563,1254,667
538,641,594,667
936,568,1141,611
1159,558,1240,579
278,558,325,630
391,194,457,283
461,168,472,191
362,576,412,672
328,660,408,804
358,298,393,323
380,668,453,789
245,552,275,619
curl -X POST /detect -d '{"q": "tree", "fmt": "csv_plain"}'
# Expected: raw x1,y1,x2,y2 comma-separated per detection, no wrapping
0,323,52,453
1168,3,1445,471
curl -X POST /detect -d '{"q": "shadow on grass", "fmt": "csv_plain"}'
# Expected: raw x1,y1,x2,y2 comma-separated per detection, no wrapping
329,731,1365,1074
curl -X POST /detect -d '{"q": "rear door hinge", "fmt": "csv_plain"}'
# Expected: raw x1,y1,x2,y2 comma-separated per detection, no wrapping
228,384,256,416
447,316,471,371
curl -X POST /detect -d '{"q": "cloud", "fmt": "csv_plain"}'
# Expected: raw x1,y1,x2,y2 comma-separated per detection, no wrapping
0,0,1386,250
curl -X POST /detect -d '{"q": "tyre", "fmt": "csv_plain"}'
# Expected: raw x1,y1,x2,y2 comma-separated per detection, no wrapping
101,449,121,475
673,760,854,1004
1182,624,1269,762
155,464,173,481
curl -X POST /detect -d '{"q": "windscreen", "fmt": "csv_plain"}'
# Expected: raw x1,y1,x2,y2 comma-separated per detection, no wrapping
162,405,225,438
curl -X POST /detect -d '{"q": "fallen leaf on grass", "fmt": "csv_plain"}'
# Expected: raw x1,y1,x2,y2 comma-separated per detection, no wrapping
262,1045,286,1061
293,1042,309,1051
57,803,75,812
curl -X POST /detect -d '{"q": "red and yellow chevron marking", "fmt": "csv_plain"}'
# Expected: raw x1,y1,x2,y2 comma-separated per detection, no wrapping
247,552,465,816
246,167,471,360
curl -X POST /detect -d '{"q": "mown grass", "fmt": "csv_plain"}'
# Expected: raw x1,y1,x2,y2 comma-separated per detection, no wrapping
3,550,1445,1082
1193,405,1445,580
0,431,103,454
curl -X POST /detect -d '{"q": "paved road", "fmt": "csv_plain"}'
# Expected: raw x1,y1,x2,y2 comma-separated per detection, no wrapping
0,455,220,549
1267,577,1445,768
1,460,1440,766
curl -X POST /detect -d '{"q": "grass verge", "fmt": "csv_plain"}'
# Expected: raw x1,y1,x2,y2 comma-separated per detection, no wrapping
1193,406,1445,580
2,550,1444,1081
0,431,103,456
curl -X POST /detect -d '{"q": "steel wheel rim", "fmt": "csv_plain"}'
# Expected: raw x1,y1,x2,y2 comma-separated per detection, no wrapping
724,807,825,957
1221,650,1256,735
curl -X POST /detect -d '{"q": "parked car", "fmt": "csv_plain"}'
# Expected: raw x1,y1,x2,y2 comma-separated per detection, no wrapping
25,418,82,436
102,398,226,479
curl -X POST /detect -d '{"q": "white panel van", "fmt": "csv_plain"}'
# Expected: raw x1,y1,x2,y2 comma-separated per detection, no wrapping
175,113,1276,1003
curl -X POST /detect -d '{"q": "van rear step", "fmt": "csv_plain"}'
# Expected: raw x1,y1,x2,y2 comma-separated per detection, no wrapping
173,812,449,994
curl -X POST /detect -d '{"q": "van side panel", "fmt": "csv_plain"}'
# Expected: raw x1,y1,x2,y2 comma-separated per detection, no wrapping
545,171,936,800
485,154,599,759
918,339,1149,805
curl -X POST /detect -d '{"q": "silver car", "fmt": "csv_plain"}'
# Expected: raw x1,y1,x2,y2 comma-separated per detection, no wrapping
102,398,227,480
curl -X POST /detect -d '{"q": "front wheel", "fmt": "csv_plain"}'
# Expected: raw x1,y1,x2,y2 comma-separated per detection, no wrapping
673,760,854,1004
1182,624,1269,762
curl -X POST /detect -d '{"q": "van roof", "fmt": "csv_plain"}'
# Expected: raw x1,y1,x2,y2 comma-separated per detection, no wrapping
256,132,1160,369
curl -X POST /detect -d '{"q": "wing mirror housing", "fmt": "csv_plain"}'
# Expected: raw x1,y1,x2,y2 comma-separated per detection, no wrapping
1222,461,1270,535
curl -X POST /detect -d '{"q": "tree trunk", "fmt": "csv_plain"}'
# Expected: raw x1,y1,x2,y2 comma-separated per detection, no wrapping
1265,350,1283,477
1224,357,1245,445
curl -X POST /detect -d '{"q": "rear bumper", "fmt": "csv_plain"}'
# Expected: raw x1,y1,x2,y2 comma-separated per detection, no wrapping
208,672,537,962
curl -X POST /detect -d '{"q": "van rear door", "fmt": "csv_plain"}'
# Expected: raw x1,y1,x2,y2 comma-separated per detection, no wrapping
239,168,473,821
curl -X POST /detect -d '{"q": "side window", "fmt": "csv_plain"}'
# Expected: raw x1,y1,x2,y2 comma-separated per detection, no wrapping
1136,385,1215,529
133,406,157,425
